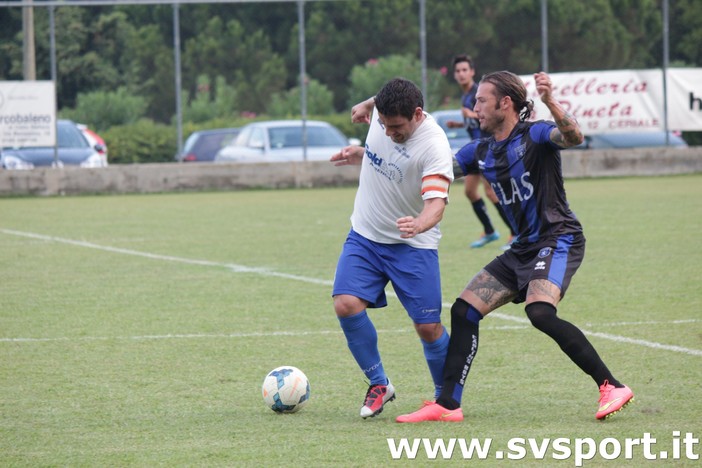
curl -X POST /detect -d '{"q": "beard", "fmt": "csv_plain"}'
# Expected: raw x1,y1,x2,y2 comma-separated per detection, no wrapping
480,113,504,134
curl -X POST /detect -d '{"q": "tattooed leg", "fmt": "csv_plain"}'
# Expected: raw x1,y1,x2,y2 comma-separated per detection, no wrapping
460,269,518,315
525,278,561,307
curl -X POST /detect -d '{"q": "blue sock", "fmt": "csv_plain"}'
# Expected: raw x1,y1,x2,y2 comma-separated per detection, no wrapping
421,326,449,399
338,311,386,385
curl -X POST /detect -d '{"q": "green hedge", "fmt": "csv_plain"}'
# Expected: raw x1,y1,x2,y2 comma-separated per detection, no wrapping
102,119,177,164
101,114,369,164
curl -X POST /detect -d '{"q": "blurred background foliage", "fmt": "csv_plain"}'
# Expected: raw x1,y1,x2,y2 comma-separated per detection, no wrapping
1,0,700,162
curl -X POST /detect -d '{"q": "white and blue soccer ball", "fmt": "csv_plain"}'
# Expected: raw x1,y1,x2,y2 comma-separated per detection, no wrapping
262,366,310,413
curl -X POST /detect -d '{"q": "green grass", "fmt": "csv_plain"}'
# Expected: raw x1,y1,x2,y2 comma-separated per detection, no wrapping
1,174,701,466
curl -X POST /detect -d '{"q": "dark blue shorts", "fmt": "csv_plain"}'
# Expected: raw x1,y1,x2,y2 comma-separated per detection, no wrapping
485,233,585,304
332,229,443,324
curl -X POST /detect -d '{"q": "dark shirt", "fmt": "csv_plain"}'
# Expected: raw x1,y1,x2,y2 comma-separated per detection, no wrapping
461,83,489,140
455,120,583,251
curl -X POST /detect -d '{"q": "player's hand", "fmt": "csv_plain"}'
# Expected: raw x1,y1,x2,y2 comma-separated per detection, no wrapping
397,216,421,238
534,71,553,102
330,145,364,166
351,98,374,124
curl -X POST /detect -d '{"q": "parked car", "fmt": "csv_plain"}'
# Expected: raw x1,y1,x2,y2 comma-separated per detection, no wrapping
431,109,472,151
175,127,240,162
76,123,108,166
215,120,359,163
433,110,688,152
1,119,108,170
568,131,688,149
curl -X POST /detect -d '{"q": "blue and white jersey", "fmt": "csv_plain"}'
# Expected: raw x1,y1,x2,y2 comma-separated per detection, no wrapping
351,108,454,249
460,83,489,140
455,120,583,251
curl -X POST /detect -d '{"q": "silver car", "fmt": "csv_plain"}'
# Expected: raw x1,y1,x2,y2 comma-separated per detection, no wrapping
215,120,358,163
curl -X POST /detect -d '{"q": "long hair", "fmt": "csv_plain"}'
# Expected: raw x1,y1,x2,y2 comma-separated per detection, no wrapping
480,71,533,122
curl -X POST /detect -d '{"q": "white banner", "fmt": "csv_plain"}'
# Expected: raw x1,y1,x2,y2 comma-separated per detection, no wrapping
520,68,702,133
0,81,56,147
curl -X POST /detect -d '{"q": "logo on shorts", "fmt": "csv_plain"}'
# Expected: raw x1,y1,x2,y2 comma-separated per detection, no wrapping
534,261,546,271
538,247,552,258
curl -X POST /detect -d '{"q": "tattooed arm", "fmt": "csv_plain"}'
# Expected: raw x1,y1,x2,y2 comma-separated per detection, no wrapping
533,71,584,148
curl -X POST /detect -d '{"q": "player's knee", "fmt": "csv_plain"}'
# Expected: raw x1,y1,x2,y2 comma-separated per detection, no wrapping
414,322,443,342
451,298,483,324
333,294,366,317
451,298,470,320
525,301,558,331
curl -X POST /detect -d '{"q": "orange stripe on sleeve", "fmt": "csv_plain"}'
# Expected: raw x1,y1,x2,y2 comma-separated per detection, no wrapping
421,175,450,195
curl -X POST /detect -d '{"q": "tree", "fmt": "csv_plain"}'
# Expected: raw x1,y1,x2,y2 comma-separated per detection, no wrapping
267,76,335,117
671,0,702,66
181,16,286,114
122,23,175,123
347,54,445,111
301,0,419,111
182,75,239,123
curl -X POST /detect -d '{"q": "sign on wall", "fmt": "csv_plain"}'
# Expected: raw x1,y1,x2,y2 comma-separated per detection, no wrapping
520,68,702,134
0,81,56,148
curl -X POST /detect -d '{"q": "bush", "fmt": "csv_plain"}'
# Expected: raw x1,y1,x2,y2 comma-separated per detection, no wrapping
102,119,176,164
320,114,367,144
59,88,147,132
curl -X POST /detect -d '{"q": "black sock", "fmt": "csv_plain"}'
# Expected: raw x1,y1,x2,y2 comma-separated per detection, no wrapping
493,201,517,237
471,199,494,235
437,299,482,410
525,302,622,387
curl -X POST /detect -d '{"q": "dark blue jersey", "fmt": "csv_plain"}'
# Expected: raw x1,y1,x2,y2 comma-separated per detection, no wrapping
455,121,583,251
461,83,489,140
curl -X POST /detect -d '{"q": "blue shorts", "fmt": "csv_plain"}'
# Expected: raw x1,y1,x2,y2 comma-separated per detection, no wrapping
332,229,443,324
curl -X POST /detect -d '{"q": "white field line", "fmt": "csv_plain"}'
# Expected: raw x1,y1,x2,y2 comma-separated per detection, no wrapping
0,325,532,343
2,228,701,357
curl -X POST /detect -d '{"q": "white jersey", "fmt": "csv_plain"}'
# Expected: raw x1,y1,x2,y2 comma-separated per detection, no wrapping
351,109,454,249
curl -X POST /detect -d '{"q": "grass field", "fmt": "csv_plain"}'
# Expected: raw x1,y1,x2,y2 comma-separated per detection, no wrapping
1,174,701,466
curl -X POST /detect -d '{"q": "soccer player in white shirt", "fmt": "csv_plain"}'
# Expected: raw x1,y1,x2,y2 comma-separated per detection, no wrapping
330,78,454,418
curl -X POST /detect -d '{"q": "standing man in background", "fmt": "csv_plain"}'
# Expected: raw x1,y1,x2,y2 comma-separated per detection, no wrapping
446,54,517,250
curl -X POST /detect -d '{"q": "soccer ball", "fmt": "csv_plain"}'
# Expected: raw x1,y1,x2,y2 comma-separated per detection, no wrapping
262,366,310,413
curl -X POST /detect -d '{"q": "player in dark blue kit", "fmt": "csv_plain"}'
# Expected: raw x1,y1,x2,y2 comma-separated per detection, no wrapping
397,70,634,423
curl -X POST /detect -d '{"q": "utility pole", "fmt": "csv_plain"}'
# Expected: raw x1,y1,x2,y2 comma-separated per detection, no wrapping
22,0,36,80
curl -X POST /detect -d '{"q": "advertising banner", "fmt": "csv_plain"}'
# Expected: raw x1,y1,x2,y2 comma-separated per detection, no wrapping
0,81,56,148
519,68,702,133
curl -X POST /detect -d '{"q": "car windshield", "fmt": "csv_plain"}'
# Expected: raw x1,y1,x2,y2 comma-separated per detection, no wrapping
57,123,89,149
1,122,88,150
433,112,467,140
268,126,347,148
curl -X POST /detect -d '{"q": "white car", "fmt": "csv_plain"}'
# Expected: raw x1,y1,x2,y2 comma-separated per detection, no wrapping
76,123,109,166
215,120,359,163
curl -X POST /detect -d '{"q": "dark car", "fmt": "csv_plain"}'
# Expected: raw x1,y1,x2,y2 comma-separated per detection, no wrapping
175,128,241,162
1,119,107,170
569,131,688,150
